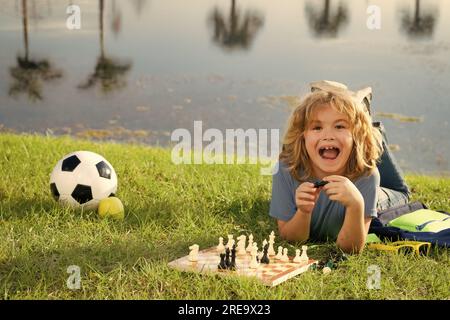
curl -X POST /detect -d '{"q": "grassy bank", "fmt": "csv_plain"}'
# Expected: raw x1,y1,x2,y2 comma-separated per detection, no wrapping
0,133,449,299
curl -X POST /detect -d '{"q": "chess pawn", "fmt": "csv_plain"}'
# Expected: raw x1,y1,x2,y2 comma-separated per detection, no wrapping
275,246,283,260
280,248,289,262
246,234,254,252
218,253,227,270
217,237,225,254
188,244,199,262
249,244,259,269
226,234,234,249
260,244,270,264
300,245,309,263
293,249,302,263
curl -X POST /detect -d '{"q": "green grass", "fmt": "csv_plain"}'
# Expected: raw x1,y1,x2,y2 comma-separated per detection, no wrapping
0,133,449,300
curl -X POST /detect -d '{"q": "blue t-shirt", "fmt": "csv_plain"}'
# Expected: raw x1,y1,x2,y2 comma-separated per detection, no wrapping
269,161,380,241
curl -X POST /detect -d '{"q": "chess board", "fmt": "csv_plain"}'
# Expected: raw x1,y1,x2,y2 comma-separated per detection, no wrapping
168,247,318,287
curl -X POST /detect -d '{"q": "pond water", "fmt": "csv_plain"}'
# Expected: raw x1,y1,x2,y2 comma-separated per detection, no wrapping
0,0,449,175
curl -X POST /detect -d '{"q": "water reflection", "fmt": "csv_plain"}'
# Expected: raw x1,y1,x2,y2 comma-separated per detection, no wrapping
209,0,264,51
78,0,131,94
131,0,148,17
0,0,449,174
111,0,122,37
304,0,349,38
400,0,438,39
8,0,63,102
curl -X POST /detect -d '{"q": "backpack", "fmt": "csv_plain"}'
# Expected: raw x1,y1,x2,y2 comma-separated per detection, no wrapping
376,200,427,225
369,201,450,248
388,209,450,233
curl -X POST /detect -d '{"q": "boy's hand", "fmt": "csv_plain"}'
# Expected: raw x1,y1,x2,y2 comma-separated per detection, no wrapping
322,175,364,210
295,182,322,215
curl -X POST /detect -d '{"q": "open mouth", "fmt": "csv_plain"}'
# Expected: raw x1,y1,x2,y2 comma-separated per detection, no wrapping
318,146,340,161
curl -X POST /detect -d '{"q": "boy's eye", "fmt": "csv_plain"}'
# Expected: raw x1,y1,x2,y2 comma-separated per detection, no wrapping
336,125,346,129
312,126,321,130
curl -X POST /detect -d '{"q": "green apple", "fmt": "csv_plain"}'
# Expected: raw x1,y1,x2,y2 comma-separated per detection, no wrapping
98,197,124,220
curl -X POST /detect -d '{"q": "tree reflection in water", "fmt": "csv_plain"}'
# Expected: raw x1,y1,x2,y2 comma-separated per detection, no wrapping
209,0,264,51
9,0,62,102
304,0,348,38
78,0,131,94
400,0,437,39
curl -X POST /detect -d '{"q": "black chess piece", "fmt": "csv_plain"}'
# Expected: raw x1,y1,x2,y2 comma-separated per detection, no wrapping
261,243,270,264
225,247,231,268
229,244,237,270
218,253,227,270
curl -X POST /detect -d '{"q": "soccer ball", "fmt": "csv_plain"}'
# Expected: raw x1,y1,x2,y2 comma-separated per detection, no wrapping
50,151,118,210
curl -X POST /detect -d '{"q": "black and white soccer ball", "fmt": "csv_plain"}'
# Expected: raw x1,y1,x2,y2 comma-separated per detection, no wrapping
50,151,118,210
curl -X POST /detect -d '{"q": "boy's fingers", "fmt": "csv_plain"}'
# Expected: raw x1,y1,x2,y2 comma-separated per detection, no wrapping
322,181,340,190
324,185,339,192
297,195,311,201
323,175,344,182
298,187,316,194
325,188,340,197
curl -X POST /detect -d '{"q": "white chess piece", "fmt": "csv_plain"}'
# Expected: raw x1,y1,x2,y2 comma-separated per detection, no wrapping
188,244,199,262
246,234,254,252
268,231,276,256
249,243,259,269
300,245,309,263
216,237,225,254
280,248,289,262
293,249,301,263
275,246,283,260
237,235,247,255
226,234,234,249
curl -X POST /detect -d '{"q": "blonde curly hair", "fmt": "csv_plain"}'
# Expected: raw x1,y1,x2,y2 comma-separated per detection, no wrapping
279,89,383,182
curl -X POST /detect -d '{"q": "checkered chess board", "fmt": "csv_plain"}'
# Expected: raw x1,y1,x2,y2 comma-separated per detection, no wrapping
168,247,317,287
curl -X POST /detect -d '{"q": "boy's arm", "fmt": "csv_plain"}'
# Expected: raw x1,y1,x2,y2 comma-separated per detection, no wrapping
336,203,371,253
322,174,376,254
277,209,312,242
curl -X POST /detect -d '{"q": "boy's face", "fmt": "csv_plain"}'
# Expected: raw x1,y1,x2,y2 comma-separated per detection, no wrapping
304,103,354,179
